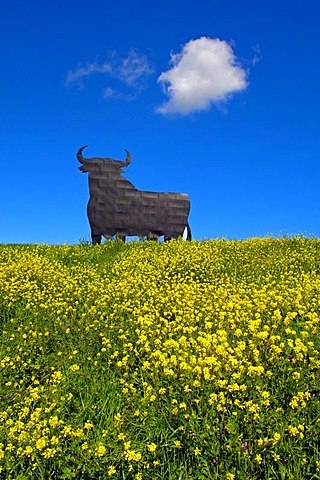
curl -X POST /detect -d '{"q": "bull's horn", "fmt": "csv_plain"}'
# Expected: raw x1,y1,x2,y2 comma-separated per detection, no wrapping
77,145,88,163
118,149,131,167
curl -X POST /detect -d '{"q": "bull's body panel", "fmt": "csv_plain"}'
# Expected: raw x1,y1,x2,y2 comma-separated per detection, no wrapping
77,146,191,243
88,190,190,238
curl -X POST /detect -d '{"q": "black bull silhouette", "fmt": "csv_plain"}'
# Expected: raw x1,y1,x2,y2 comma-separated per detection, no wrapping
77,146,191,244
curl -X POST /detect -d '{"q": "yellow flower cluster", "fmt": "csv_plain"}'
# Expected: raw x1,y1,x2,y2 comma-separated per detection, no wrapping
0,238,319,478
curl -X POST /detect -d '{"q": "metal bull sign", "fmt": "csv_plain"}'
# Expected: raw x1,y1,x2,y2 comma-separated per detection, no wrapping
77,146,191,244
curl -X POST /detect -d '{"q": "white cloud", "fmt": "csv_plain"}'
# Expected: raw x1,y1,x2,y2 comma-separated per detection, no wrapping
65,62,112,87
102,87,116,99
251,43,262,66
66,48,153,98
102,87,136,101
118,49,153,87
156,37,248,116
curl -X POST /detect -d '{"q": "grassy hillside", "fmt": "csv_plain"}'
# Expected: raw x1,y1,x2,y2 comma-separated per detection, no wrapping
0,238,319,479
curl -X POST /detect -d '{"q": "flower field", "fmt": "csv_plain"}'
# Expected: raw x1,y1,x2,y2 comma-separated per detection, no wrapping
0,238,319,479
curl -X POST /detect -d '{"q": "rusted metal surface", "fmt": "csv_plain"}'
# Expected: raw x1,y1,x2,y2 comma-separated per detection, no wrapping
77,146,191,244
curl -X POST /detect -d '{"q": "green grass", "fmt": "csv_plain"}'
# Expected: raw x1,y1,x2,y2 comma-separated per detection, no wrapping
0,238,319,479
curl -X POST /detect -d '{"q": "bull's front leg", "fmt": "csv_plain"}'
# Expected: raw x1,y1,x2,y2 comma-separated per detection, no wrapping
91,232,101,245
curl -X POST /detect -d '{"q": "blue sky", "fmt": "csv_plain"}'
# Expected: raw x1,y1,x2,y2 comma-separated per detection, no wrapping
1,0,320,244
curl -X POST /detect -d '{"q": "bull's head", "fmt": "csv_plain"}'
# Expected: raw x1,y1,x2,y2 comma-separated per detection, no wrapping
77,146,131,173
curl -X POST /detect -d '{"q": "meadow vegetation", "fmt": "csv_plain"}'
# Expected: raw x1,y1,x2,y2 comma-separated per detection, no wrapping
0,238,319,479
